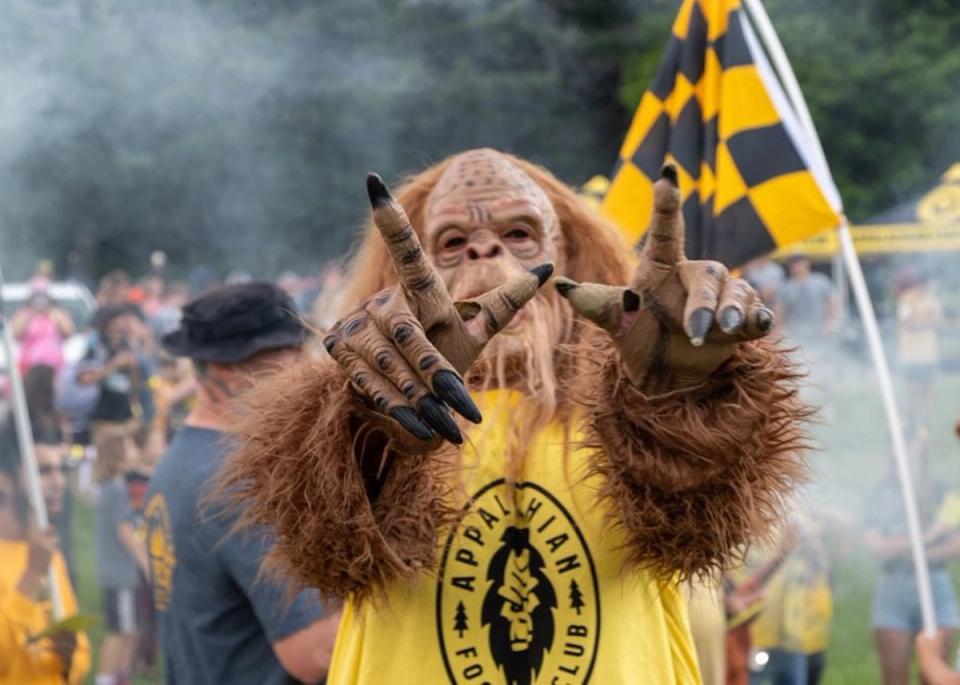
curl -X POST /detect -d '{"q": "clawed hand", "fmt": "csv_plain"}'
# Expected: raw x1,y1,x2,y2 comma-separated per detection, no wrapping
555,165,775,395
322,174,552,445
325,166,776,445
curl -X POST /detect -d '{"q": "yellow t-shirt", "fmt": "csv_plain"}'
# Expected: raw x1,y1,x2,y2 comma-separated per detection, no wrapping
684,577,726,685
329,391,701,684
750,535,833,655
937,492,960,528
0,540,91,685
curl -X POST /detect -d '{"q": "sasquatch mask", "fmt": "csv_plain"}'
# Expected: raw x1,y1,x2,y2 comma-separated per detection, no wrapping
337,148,634,457
421,149,567,394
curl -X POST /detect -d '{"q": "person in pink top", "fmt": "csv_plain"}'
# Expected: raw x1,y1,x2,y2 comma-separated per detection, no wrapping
11,279,75,375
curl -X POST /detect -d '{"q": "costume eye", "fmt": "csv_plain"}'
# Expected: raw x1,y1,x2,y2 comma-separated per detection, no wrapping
504,227,531,241
444,236,467,249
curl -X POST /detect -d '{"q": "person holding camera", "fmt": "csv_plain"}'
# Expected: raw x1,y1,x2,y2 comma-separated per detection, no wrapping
78,305,153,455
11,279,74,377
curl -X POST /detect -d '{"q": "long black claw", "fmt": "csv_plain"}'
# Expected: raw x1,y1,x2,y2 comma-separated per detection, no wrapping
390,407,434,441
366,173,391,208
719,306,744,333
757,308,775,333
688,307,714,347
530,263,554,287
433,370,482,424
660,163,679,187
554,280,576,296
622,289,641,313
417,395,463,445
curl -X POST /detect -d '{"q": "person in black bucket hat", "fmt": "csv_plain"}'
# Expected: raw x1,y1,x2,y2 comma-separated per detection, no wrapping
160,281,307,363
145,282,339,685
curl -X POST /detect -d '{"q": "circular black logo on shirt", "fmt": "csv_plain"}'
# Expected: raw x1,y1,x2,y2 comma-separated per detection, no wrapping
436,479,600,684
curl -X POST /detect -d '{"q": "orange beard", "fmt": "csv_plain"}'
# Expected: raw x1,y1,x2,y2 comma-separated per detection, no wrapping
445,261,572,482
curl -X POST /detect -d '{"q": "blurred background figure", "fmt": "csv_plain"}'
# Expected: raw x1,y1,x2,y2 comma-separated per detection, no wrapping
96,272,133,309
895,267,942,428
147,283,338,684
748,505,852,685
148,252,166,280
147,281,189,342
79,305,154,462
775,256,837,345
22,366,76,581
24,365,68,445
310,262,346,332
774,254,839,417
864,429,960,685
94,434,148,685
145,355,195,470
743,257,786,309
0,434,90,684
11,279,75,377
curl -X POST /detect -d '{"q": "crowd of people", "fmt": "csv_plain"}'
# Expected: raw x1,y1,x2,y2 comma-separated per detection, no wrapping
0,261,346,684
0,190,956,684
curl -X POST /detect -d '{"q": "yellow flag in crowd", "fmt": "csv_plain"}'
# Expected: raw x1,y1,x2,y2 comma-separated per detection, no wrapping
601,0,842,267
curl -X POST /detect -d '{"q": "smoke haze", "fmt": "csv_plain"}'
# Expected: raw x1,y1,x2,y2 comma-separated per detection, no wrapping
0,0,636,280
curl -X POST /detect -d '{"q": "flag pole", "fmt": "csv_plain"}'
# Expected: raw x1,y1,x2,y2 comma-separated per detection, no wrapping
741,0,937,636
0,263,64,619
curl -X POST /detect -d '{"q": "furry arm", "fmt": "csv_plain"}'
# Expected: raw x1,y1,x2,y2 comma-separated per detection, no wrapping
216,357,453,601
581,338,810,580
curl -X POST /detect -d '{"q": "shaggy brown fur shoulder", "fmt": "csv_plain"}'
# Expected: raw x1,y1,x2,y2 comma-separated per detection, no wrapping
212,357,456,602
580,338,811,581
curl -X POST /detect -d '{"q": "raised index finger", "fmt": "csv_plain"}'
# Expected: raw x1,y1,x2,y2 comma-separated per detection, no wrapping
367,173,449,303
642,164,686,265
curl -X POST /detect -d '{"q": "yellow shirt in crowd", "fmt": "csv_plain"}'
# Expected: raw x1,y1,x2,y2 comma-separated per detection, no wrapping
329,391,701,684
938,492,960,528
0,540,91,685
750,532,833,655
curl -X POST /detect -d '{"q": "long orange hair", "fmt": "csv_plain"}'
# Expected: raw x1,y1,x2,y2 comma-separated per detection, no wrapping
341,149,633,308
338,149,635,479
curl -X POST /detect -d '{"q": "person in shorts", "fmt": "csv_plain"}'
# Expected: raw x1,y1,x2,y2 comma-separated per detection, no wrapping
865,431,960,685
94,434,148,685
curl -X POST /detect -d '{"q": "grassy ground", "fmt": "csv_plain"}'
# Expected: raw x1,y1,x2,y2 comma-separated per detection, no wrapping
69,359,960,684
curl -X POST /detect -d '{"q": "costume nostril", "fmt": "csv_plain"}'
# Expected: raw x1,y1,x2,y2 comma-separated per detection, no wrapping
467,243,502,260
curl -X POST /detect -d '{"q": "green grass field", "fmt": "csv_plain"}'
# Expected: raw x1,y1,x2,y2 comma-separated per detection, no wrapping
70,363,960,684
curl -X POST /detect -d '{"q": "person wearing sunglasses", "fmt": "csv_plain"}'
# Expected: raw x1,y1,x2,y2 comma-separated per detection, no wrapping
0,433,90,684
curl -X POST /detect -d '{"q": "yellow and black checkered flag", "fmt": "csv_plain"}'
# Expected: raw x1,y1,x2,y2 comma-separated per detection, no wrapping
602,0,842,267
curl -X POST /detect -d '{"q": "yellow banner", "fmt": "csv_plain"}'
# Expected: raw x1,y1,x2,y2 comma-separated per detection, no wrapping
775,221,960,259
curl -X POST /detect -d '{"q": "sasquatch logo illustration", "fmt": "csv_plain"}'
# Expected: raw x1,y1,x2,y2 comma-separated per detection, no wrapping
481,527,556,685
437,479,600,684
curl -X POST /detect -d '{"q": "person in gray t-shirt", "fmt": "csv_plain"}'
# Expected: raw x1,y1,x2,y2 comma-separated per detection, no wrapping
146,282,339,685
776,255,836,342
96,477,138,590
95,432,149,685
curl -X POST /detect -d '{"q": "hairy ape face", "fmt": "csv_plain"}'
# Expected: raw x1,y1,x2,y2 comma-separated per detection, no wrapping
422,149,568,385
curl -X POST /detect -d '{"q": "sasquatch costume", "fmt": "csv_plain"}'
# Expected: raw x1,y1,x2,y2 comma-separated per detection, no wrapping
217,149,809,684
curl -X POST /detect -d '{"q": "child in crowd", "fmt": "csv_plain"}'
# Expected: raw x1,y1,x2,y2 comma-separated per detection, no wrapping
94,434,148,685
125,470,157,677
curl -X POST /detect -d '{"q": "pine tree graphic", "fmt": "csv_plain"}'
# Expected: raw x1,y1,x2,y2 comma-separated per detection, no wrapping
453,601,469,637
569,579,585,615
